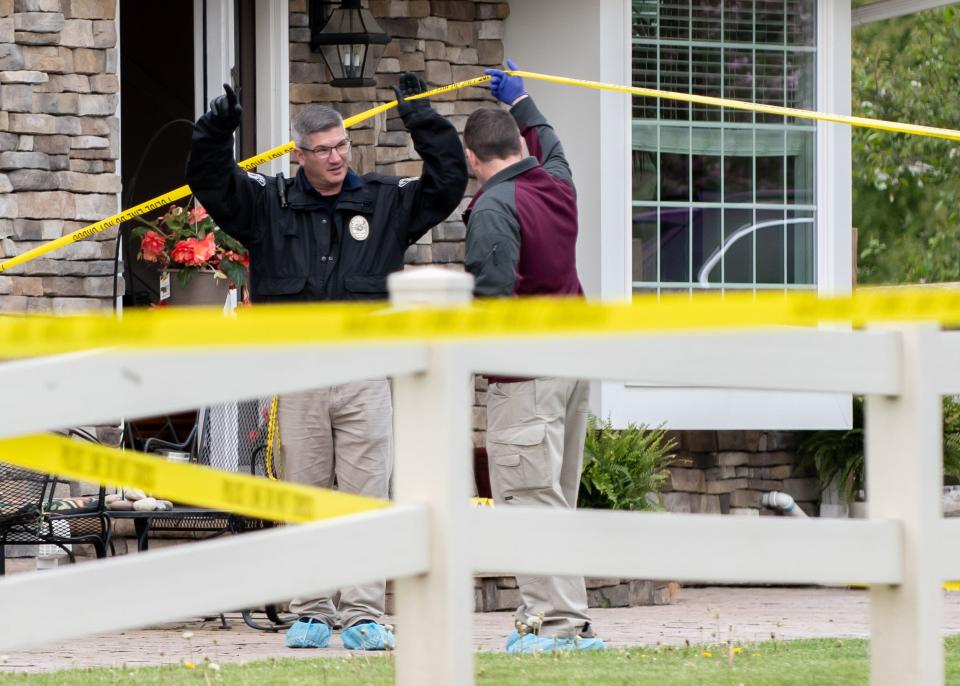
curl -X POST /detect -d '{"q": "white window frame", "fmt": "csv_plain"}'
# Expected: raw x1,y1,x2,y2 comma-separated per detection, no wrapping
509,0,853,430
193,0,289,176
254,0,290,177
193,0,235,120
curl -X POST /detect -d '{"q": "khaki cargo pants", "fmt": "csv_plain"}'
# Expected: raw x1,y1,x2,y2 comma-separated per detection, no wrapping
485,377,592,637
278,379,392,629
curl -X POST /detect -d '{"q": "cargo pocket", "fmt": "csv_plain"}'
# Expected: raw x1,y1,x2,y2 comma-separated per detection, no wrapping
487,422,549,500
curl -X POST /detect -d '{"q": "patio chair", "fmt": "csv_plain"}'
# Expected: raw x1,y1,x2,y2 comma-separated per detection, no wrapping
0,428,113,575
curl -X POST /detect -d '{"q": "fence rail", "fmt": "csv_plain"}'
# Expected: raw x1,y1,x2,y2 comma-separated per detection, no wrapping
0,269,955,685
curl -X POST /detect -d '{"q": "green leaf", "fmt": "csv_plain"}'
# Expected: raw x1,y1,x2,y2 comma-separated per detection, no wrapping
219,259,247,288
216,230,247,253
578,414,676,511
176,268,196,288
131,216,164,239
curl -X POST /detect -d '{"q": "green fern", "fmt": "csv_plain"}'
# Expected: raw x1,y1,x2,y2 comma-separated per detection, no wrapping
579,415,677,511
798,396,960,504
797,397,865,504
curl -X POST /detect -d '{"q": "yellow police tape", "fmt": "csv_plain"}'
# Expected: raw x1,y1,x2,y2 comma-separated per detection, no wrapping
0,432,491,524
512,70,960,143
3,67,960,273
1,287,960,360
0,434,387,524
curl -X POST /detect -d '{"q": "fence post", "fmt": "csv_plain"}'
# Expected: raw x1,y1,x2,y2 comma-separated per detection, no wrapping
866,324,943,685
389,267,476,686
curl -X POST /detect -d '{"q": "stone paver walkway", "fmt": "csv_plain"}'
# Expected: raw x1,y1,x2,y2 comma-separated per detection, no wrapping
4,586,960,673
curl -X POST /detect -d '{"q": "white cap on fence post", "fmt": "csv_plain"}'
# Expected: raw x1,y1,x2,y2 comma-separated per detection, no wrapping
388,266,474,309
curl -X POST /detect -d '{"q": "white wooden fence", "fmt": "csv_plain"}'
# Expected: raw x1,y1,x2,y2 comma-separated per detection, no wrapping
0,268,957,685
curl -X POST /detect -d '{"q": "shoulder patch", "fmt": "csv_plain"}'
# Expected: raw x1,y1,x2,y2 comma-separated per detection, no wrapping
246,172,267,187
398,176,419,188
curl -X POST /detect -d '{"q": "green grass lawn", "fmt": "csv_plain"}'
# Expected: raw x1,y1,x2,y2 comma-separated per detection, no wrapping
2,637,960,685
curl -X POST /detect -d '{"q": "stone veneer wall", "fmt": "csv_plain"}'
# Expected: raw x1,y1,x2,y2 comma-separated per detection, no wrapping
662,430,817,516
0,0,120,313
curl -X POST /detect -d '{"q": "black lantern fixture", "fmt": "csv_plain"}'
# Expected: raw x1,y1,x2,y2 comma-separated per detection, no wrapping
310,0,391,88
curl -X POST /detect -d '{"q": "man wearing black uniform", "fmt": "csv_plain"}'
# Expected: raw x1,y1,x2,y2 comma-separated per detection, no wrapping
186,73,467,651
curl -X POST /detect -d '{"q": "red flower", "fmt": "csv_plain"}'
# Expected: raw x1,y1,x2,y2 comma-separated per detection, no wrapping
225,250,250,268
188,204,209,224
140,231,166,262
171,233,216,266
196,231,217,261
170,240,196,265
136,200,248,290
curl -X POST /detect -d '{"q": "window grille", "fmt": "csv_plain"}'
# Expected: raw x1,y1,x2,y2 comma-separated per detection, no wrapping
631,0,817,293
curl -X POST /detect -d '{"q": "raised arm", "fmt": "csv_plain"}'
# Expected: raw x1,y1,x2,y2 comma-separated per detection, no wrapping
485,60,574,188
391,73,469,245
185,84,267,247
510,96,573,187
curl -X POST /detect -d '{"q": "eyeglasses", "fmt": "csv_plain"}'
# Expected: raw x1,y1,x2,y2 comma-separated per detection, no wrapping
300,139,351,160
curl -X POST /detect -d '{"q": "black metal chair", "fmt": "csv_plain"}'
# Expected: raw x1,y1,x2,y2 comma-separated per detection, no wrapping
0,429,112,575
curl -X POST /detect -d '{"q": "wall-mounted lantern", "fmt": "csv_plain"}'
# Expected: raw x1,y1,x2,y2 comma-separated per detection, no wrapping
310,0,391,87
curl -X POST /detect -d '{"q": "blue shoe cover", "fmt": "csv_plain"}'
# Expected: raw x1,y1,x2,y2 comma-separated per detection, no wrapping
572,636,606,651
505,629,526,652
342,622,396,650
506,630,606,654
285,618,331,648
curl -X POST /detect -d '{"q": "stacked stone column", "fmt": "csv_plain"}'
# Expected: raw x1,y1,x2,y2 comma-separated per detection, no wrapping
0,0,119,313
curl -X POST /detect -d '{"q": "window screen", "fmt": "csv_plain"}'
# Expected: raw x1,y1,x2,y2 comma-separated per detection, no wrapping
632,0,817,293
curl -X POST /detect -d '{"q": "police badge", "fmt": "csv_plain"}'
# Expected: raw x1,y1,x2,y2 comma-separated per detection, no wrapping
349,215,370,241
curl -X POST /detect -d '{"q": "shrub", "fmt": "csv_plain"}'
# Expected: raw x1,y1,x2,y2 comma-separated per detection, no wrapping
578,415,677,511
798,396,960,504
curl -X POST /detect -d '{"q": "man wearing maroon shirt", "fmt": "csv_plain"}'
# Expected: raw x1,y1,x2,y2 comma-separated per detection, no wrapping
462,61,605,654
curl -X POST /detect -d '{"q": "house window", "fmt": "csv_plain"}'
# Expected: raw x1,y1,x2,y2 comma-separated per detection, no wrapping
631,0,817,293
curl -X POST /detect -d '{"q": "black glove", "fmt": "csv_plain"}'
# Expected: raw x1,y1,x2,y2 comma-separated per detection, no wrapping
393,72,430,118
208,83,243,130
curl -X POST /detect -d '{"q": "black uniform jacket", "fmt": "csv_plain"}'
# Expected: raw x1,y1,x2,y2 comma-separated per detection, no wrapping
185,106,467,303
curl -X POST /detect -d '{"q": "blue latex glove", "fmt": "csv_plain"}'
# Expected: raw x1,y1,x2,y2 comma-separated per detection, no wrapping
484,59,526,105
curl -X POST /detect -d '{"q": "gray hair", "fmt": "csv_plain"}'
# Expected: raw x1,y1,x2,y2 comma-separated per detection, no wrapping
291,105,344,147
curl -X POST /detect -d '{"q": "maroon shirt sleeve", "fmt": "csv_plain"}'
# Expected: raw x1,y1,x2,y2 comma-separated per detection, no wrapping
510,96,574,190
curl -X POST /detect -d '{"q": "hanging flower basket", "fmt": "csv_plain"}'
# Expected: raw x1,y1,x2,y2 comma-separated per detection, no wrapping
132,200,250,303
163,268,233,306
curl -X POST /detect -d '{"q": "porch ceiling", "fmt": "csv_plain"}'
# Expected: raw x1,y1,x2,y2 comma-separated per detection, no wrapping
853,0,960,26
